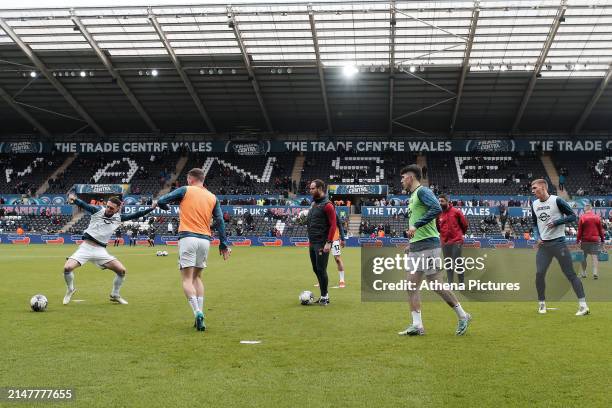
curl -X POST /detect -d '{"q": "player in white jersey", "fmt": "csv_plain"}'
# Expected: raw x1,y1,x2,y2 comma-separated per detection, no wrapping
62,194,156,305
530,179,589,316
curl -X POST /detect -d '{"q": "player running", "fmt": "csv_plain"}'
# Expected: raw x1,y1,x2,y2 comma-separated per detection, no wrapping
157,168,231,332
436,194,468,284
62,194,156,305
306,179,337,305
530,179,589,315
397,165,471,336
576,204,604,280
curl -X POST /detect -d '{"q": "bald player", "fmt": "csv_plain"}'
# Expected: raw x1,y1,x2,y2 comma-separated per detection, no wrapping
157,168,231,331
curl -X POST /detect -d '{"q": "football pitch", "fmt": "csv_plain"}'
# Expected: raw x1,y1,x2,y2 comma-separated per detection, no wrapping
1,245,610,408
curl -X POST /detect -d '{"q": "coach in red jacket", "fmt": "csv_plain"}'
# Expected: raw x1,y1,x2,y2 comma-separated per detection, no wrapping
577,204,605,279
436,195,469,284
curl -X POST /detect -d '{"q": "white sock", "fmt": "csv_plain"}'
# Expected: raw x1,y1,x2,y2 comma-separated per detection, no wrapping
593,256,598,275
188,296,200,316
338,270,345,282
539,301,546,308
112,274,124,296
411,310,423,327
64,271,74,290
453,303,467,319
197,296,204,312
578,298,588,308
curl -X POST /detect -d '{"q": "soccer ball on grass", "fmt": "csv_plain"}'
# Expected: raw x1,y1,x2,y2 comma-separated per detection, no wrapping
299,290,314,305
30,294,48,312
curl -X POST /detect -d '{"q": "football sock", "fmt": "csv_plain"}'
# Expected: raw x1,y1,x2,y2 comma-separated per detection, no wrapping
578,298,587,308
112,274,124,296
188,296,199,316
64,271,74,290
197,296,204,312
411,310,423,327
338,270,345,282
453,303,467,319
593,256,599,276
539,301,546,308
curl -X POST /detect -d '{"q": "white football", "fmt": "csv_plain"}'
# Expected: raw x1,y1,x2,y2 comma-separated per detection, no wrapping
299,290,314,305
30,294,48,312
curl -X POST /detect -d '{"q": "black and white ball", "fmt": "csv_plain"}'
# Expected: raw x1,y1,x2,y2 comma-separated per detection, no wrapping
30,294,48,312
299,290,314,305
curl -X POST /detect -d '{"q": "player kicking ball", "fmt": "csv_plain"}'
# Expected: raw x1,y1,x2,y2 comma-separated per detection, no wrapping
530,179,589,316
62,194,157,305
396,165,471,336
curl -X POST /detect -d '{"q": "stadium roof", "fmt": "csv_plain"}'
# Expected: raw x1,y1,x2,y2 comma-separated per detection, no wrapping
1,0,612,138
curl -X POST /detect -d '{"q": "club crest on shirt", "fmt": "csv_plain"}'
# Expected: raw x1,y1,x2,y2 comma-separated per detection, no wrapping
538,212,551,222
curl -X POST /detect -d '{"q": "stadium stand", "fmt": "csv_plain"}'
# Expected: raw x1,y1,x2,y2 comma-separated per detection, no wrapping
427,153,554,196
299,152,417,194
554,153,612,198
360,212,503,238
45,153,179,195
0,153,69,195
175,153,296,195
0,214,72,234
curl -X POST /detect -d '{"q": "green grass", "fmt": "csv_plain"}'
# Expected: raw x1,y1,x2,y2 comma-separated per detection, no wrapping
0,245,610,408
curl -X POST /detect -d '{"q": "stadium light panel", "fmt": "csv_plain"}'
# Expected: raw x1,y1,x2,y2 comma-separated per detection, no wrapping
342,64,358,77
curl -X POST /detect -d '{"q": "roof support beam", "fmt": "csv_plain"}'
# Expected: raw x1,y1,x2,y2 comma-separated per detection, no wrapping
450,1,479,136
308,5,332,134
0,17,105,137
227,6,273,132
148,11,216,133
572,63,612,135
512,0,567,132
71,12,159,133
388,0,397,135
0,86,51,137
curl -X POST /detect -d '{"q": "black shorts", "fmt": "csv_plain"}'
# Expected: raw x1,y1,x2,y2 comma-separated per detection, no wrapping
581,242,601,255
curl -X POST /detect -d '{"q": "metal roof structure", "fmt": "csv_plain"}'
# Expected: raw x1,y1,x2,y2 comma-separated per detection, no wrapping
0,0,611,137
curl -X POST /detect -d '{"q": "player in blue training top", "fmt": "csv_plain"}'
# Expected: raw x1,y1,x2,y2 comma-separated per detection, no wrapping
530,179,589,316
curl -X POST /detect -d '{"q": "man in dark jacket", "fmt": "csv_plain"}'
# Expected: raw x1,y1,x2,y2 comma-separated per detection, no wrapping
306,179,337,305
436,194,469,284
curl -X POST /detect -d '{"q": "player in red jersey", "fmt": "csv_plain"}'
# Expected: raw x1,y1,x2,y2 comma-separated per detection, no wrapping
576,204,605,280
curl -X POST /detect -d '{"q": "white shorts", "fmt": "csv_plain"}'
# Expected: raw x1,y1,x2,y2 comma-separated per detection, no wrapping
331,240,342,257
69,242,117,269
178,237,210,269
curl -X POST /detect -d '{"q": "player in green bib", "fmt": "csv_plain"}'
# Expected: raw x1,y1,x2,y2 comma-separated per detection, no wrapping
398,165,471,336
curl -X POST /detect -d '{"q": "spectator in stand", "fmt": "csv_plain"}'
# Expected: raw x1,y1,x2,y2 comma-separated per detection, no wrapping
558,173,566,191
499,205,508,231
